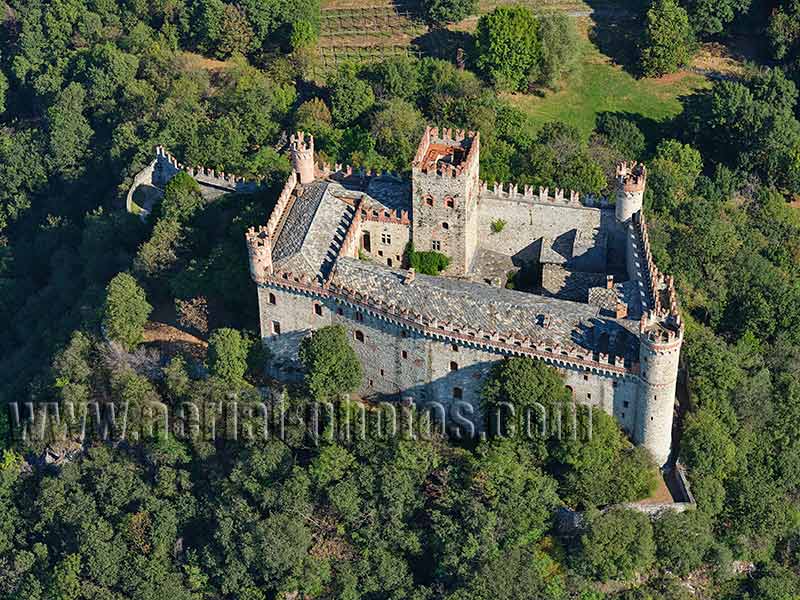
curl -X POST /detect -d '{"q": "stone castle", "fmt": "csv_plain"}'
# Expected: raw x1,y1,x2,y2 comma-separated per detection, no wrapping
135,127,684,466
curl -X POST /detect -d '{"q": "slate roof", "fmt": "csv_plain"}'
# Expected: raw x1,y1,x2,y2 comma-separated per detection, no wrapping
329,257,626,354
271,181,356,282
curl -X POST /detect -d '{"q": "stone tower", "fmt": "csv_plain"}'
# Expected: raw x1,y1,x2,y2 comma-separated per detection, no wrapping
290,132,315,185
615,162,647,223
246,226,272,283
636,309,683,467
411,127,481,275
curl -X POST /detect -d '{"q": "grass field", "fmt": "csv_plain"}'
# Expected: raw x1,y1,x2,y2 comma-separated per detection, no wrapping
506,33,711,140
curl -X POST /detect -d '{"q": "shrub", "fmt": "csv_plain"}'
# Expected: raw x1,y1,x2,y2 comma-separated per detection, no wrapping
299,325,363,400
407,246,450,275
490,218,506,233
422,0,477,27
208,328,250,384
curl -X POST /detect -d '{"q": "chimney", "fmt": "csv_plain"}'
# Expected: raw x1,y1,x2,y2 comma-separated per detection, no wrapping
606,275,614,290
404,268,416,285
615,303,628,319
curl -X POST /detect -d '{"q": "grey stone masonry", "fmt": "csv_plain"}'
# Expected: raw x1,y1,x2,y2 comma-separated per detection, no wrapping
244,127,684,467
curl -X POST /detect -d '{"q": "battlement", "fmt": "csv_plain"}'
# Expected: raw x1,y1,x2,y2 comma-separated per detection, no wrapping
479,180,596,208
318,163,404,183
265,172,298,239
361,206,411,225
331,196,365,269
290,131,314,156
154,146,261,191
617,161,647,193
412,126,480,178
246,225,272,283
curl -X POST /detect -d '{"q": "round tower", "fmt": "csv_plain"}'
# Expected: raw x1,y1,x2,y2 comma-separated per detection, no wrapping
615,162,647,223
245,226,272,283
636,314,683,467
290,131,315,185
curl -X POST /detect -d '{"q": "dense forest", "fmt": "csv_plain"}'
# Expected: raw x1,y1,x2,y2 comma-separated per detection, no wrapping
1,0,800,598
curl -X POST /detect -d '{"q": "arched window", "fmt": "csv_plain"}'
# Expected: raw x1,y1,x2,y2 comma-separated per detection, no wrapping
453,387,463,399
425,195,434,207
268,292,276,305
450,361,459,371
355,330,365,342
566,385,574,398
442,222,449,230
445,197,455,208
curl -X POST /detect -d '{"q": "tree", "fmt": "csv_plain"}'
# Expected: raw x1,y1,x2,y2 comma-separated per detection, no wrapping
422,0,477,28
595,113,646,160
683,0,751,38
681,407,737,481
0,68,7,115
329,64,375,127
578,507,656,581
217,4,255,58
369,99,425,170
46,82,94,179
208,328,251,383
157,172,204,223
640,0,695,77
475,6,541,91
654,510,713,576
102,273,152,351
134,218,184,279
535,11,581,89
647,139,703,212
299,325,362,400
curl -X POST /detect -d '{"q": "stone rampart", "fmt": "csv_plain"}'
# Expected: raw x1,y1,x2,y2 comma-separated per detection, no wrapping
153,146,262,198
265,172,298,239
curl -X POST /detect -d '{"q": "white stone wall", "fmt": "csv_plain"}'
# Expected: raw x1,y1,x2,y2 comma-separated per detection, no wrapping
358,220,410,267
636,335,681,466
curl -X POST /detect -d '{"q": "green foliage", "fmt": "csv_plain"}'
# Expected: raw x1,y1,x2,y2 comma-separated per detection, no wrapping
0,69,7,115
578,507,656,581
684,0,751,38
646,138,703,212
299,325,362,400
422,0,477,28
157,172,204,223
640,0,695,77
46,82,94,179
654,510,714,576
329,64,376,127
408,247,451,275
475,6,541,91
369,99,426,171
102,273,152,351
536,11,581,89
208,328,251,383
490,218,506,233
595,113,646,160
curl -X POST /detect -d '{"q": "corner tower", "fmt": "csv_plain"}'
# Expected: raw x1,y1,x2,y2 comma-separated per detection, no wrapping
636,308,683,467
290,132,315,185
615,162,646,223
411,127,481,275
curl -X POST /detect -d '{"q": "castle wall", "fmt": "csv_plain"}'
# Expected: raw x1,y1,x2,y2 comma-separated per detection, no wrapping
258,283,646,440
477,198,605,260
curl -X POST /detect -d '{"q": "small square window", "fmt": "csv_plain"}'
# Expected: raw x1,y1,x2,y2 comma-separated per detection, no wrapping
337,307,344,316
621,412,626,419
314,303,322,316
381,233,392,245
425,196,434,207
445,197,454,208
378,250,384,257
432,241,442,252
583,374,589,381
450,361,458,371
453,387,463,399
623,401,629,408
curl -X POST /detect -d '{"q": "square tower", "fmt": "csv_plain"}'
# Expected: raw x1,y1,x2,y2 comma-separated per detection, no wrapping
411,127,481,275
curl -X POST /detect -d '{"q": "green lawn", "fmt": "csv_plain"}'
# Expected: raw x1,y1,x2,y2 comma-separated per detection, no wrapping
506,38,711,140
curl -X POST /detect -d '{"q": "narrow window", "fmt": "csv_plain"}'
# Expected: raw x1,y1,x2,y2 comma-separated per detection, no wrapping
623,401,629,408
453,387,463,400
583,374,589,381
380,369,385,377
451,344,459,352
268,292,276,305
450,361,458,371
587,393,592,400
387,258,393,267
622,412,626,419
271,321,281,335
445,197,454,208
432,240,442,252
337,307,344,316
314,303,323,316
425,196,434,207
355,312,364,322
402,350,408,359
442,222,449,230
355,330,364,342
